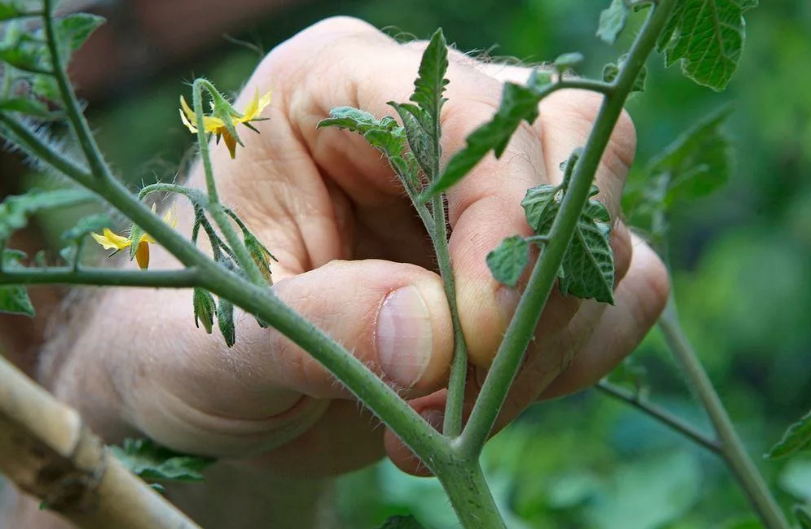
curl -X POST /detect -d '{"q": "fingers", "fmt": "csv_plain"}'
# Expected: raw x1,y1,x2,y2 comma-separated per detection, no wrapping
61,259,451,457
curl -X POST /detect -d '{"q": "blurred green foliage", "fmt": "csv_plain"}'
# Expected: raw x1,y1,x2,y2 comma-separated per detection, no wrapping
21,0,811,527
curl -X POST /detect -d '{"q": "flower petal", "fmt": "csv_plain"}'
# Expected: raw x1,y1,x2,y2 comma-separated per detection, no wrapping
91,228,132,250
180,108,198,133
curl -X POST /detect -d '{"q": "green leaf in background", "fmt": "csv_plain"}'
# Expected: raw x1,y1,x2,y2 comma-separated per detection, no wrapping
111,438,214,486
796,505,811,529
603,54,647,93
377,515,426,529
554,52,585,72
55,13,105,58
486,235,530,288
0,46,48,74
0,249,34,316
61,213,111,243
657,0,758,91
0,3,22,22
766,408,811,459
522,183,615,303
423,82,540,198
0,188,95,243
597,0,630,45
647,106,733,203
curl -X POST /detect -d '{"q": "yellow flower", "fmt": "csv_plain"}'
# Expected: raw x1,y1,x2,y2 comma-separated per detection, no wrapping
179,89,272,159
91,205,177,269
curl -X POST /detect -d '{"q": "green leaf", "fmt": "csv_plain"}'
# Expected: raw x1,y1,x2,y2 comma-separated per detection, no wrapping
796,505,811,529
377,515,426,529
0,46,48,74
648,106,733,202
55,13,105,58
217,298,236,347
423,82,540,198
61,214,111,243
766,408,811,460
603,54,647,93
0,249,34,316
0,97,51,117
657,0,758,91
410,28,449,126
597,0,630,45
389,102,434,178
111,438,214,484
522,184,615,303
0,4,22,22
486,235,530,288
0,188,95,243
318,107,406,158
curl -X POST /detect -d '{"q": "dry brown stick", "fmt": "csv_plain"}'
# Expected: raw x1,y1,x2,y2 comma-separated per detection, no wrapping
0,354,203,529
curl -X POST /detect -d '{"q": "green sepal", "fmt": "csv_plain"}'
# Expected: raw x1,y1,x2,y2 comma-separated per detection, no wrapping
111,438,215,485
217,297,236,347
597,0,630,45
0,249,34,316
244,232,277,285
192,288,216,334
486,235,530,288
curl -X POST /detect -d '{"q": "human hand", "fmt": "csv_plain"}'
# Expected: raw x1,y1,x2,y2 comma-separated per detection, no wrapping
47,17,669,480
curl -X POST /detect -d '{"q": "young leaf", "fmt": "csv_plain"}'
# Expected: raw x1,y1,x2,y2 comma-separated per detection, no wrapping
0,97,51,118
389,102,434,178
377,515,426,529
0,46,49,74
409,28,449,128
0,188,95,243
56,13,105,58
657,0,758,91
766,408,811,460
111,438,215,484
603,54,647,93
0,249,34,316
554,52,585,71
647,106,733,203
422,82,540,199
486,235,530,288
318,107,406,158
61,214,111,243
597,0,630,45
522,184,615,303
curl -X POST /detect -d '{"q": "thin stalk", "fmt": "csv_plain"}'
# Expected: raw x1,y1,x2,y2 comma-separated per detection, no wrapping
460,0,678,458
660,299,790,529
41,0,115,182
0,267,201,288
138,183,208,205
435,459,507,529
595,381,721,455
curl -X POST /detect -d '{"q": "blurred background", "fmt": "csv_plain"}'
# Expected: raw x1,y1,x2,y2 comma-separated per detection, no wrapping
1,0,810,527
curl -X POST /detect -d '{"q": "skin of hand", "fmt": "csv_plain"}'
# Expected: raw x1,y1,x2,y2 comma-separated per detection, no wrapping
17,16,669,526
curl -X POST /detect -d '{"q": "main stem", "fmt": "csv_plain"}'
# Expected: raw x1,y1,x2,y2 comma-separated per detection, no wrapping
460,0,678,457
660,300,789,529
435,459,507,529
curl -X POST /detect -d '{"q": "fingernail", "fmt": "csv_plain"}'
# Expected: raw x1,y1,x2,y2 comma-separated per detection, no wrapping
497,286,521,324
376,285,433,388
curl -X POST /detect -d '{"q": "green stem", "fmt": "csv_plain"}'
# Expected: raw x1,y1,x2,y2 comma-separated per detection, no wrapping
0,267,201,288
595,381,721,455
660,300,790,529
433,193,468,438
435,459,507,529
138,183,208,206
41,0,114,182
459,0,678,458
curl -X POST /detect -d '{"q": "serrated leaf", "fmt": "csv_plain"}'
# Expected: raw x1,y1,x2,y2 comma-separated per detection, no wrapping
0,188,95,243
56,13,105,57
597,0,630,45
657,0,757,91
0,249,34,316
410,29,449,125
318,107,406,158
486,235,530,288
377,515,426,529
389,102,433,177
423,82,540,198
647,106,733,203
796,505,811,529
603,54,646,93
766,408,811,460
0,97,51,117
522,184,615,303
111,438,214,484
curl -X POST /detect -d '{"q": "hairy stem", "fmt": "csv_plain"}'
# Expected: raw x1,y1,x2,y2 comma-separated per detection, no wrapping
435,459,507,529
595,381,721,455
0,267,201,288
660,300,789,529
460,0,678,458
